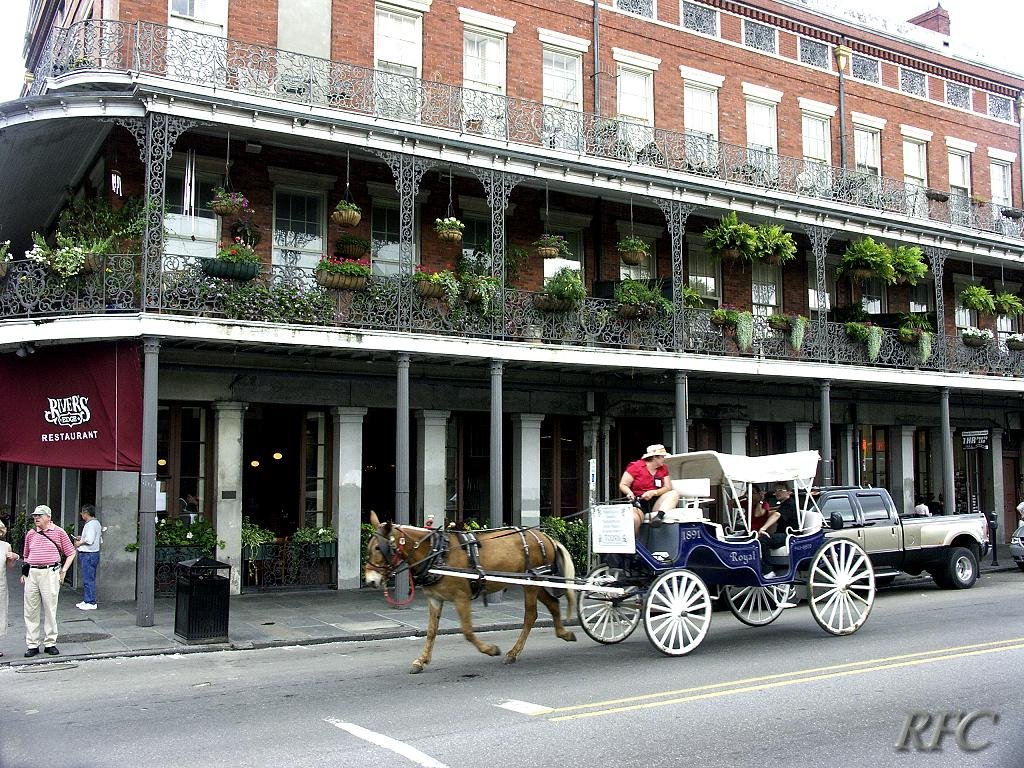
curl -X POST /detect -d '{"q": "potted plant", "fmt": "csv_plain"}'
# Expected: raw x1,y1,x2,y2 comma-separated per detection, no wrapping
845,321,883,361
209,187,250,218
336,234,370,259
202,237,262,280
680,284,705,309
925,188,950,203
958,284,996,315
897,314,934,362
1000,207,1024,220
1006,332,1024,352
709,305,741,327
331,200,361,228
766,312,794,332
838,237,894,283
890,245,927,285
754,224,797,266
702,212,757,262
534,266,586,312
461,272,502,317
230,215,261,247
533,233,571,259
0,240,10,280
435,217,465,243
613,279,672,319
412,265,460,303
961,326,994,348
314,254,371,290
241,517,275,561
992,291,1024,318
291,525,338,559
616,235,651,266
25,232,108,279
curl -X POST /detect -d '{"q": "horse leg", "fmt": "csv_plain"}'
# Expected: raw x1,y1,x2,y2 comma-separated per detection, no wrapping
504,587,540,664
411,596,444,674
453,594,501,658
538,589,577,643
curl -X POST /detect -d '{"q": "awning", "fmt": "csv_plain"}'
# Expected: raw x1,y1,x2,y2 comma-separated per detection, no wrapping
0,341,142,471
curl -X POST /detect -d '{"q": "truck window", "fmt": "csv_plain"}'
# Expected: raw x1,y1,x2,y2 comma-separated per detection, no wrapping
857,493,893,523
821,496,856,524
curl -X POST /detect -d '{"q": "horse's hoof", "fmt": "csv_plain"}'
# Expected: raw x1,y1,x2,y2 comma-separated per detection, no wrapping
410,663,424,674
483,644,501,657
563,632,577,643
504,653,518,665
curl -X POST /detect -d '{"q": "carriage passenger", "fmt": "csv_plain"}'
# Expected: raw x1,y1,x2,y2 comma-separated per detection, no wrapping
754,485,800,576
618,444,680,535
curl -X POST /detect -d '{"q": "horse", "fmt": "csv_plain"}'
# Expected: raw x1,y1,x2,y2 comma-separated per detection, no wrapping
364,511,577,673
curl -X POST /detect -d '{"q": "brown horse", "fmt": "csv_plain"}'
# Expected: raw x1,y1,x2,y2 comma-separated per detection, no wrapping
364,511,577,673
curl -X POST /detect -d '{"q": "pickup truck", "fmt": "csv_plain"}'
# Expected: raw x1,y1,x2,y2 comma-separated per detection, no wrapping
816,486,990,589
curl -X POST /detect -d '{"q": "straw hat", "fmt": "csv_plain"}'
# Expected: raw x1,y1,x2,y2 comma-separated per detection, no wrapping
642,444,669,460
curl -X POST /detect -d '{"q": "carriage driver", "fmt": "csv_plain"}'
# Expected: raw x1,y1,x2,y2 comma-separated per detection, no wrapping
619,444,681,535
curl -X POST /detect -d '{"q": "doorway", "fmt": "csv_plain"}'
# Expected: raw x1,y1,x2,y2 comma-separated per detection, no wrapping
243,405,303,537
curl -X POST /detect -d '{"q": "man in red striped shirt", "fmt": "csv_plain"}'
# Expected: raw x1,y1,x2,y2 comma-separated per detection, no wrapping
20,505,76,657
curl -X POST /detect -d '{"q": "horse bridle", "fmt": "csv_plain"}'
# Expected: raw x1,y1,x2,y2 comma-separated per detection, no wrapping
368,525,440,577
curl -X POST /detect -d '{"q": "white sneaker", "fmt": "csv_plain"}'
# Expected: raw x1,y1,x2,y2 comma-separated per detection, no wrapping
77,602,97,611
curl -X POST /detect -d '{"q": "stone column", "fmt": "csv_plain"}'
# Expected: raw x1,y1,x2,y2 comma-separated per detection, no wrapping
675,372,689,453
583,416,600,510
136,337,160,626
940,387,955,513
332,407,367,589
891,426,917,516
416,410,450,527
213,401,247,595
489,359,504,528
820,381,833,486
988,427,1004,539
720,420,749,455
512,414,544,528
96,471,141,602
784,422,813,453
838,424,857,486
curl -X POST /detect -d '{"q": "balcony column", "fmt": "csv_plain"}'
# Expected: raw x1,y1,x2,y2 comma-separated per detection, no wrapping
801,225,835,359
468,168,525,333
986,428,1004,534
512,414,545,528
891,426,917,516
332,406,368,589
489,359,504,528
655,200,696,351
924,247,949,369
820,380,833,486
373,151,436,327
600,417,612,499
136,338,160,626
114,115,195,311
416,410,450,527
675,371,689,454
939,387,956,513
721,420,749,455
213,401,247,596
394,353,412,604
583,416,601,510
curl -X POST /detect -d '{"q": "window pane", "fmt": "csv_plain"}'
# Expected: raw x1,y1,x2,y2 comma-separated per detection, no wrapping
746,100,776,152
543,49,580,109
371,203,404,275
687,244,718,299
802,114,828,163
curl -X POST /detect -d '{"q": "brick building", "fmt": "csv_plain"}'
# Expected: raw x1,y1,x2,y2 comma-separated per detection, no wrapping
0,0,1022,610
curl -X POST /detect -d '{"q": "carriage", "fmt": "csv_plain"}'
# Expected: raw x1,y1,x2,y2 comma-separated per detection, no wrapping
576,450,877,656
364,449,875,671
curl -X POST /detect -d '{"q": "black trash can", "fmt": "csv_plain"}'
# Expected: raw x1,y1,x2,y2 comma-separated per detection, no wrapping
174,557,230,644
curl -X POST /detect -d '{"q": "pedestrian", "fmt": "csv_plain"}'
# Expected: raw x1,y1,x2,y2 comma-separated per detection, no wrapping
20,505,76,657
0,520,19,657
74,504,101,611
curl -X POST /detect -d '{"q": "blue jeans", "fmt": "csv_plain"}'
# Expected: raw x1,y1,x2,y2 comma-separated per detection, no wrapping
79,551,100,605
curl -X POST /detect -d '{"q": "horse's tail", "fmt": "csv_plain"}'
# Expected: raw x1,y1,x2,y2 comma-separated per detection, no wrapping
552,539,577,616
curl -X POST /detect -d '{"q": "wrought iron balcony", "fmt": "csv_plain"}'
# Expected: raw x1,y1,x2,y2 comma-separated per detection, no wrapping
27,20,1024,244
2,254,1022,379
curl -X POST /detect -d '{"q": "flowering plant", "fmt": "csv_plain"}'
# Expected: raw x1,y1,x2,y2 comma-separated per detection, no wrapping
26,231,109,279
291,526,338,544
209,187,250,213
334,200,361,213
216,237,260,264
434,217,465,234
1007,333,1024,344
616,235,650,254
241,518,275,550
961,326,994,342
533,233,572,258
710,304,742,326
316,254,370,277
413,265,461,305
0,240,11,263
125,517,225,551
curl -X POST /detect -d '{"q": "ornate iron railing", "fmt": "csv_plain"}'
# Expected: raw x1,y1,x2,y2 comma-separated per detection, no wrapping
4,254,1023,378
242,541,337,591
28,19,1024,243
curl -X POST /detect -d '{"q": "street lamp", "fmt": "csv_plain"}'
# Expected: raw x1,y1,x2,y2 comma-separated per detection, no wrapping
834,43,851,171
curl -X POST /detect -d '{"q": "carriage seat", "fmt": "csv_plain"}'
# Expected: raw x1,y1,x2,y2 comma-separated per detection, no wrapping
768,510,825,557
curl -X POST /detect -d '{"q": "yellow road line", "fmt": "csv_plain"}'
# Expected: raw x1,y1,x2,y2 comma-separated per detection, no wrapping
546,638,1024,722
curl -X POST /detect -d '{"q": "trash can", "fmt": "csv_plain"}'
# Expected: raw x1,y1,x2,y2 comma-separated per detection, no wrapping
174,557,230,644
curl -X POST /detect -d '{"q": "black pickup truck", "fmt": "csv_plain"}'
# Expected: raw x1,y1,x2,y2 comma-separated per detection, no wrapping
817,486,990,589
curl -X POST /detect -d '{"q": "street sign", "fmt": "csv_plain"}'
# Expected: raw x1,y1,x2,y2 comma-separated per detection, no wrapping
961,430,990,450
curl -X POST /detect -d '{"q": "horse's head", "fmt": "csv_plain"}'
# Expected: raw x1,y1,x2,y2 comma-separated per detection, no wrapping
364,511,408,588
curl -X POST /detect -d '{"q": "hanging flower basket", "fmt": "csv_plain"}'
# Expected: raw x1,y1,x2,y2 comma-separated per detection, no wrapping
718,247,742,262
617,304,642,320
436,229,463,243
619,249,645,266
80,252,103,274
962,334,989,348
331,208,361,228
1001,207,1024,220
533,294,575,312
1006,339,1024,352
766,315,792,332
315,271,367,291
925,190,950,203
417,281,447,299
201,259,260,281
537,246,559,259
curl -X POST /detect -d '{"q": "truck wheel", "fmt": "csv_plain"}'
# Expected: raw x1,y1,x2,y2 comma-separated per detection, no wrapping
935,547,978,590
1017,563,1024,573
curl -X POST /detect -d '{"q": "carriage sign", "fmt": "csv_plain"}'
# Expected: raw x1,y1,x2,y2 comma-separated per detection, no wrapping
961,430,990,451
591,504,635,553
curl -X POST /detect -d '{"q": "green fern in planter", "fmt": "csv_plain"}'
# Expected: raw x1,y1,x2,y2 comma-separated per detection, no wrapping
702,212,757,262
680,284,705,308
992,291,1024,318
754,224,797,265
541,266,586,306
838,237,895,284
890,245,927,285
958,284,996,315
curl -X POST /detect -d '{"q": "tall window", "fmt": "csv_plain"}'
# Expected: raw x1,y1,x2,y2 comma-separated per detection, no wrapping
156,405,208,519
374,6,422,120
861,278,886,315
745,99,778,180
617,66,654,152
854,127,881,177
807,263,835,314
273,189,324,270
542,47,583,150
463,30,506,135
618,230,655,280
686,236,719,303
683,82,719,170
370,201,414,276
751,263,780,317
909,282,933,314
948,151,972,226
303,412,328,529
953,277,976,330
990,160,1012,209
801,114,829,166
903,139,928,216
542,230,583,282
860,426,889,490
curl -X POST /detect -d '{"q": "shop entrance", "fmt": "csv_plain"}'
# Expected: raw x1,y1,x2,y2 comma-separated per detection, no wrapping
242,405,304,537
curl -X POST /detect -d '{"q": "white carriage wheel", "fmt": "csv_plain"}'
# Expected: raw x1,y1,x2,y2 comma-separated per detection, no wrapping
643,569,712,656
577,566,642,645
807,539,875,636
724,584,787,627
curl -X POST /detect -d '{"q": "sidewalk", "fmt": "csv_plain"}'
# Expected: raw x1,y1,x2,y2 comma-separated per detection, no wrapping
2,559,1017,666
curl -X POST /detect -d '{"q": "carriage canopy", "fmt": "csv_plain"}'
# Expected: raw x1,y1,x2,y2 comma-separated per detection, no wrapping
663,450,820,488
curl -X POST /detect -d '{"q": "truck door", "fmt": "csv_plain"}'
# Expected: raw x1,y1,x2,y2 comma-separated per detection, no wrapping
856,491,903,570
820,495,861,547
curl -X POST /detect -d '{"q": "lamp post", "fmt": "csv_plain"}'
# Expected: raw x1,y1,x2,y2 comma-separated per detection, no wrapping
834,43,851,171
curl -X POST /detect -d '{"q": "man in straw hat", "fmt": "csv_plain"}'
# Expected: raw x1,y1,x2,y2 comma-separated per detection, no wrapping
20,505,76,657
618,444,680,535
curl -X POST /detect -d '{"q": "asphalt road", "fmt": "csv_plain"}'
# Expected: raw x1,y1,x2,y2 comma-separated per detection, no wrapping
2,571,1022,768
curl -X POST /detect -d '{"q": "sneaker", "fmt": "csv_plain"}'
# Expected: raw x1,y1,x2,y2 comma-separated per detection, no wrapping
43,646,60,656
80,603,97,611
24,648,39,658
76,601,89,610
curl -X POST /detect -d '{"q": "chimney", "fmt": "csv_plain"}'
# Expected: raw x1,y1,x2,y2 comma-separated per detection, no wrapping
907,4,950,36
